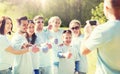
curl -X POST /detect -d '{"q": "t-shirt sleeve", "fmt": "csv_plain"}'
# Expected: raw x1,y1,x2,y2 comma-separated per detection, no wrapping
0,36,10,51
11,36,25,50
85,26,109,51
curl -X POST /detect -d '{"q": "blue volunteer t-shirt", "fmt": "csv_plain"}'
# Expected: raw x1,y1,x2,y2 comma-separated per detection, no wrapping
85,20,120,74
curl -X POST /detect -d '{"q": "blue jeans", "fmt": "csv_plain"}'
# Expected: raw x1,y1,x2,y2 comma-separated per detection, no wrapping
0,67,12,74
34,69,39,74
39,66,52,74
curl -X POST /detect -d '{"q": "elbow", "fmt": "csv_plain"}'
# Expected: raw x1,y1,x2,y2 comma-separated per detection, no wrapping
82,50,88,55
81,48,91,55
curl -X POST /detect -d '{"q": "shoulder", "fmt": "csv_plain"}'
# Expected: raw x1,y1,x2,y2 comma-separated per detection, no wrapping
78,34,84,39
59,29,64,33
0,35,10,49
12,32,21,38
0,35,7,41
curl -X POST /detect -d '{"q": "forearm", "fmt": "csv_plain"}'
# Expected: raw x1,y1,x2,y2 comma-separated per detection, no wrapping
12,49,29,55
6,46,29,55
81,38,91,55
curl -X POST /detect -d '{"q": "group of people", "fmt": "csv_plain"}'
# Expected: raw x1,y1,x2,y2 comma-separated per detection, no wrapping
1,0,120,74
0,15,87,74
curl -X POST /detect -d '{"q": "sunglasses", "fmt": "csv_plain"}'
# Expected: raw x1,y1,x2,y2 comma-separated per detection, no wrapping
71,26,79,30
63,30,72,34
36,21,44,24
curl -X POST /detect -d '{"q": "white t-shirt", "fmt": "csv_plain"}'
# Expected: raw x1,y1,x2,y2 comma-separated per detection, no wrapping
0,34,14,70
47,29,63,63
58,45,79,74
35,31,52,67
71,34,88,72
28,37,40,69
11,32,33,74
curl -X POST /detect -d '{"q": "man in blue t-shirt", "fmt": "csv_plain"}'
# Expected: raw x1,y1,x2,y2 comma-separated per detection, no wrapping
81,0,120,74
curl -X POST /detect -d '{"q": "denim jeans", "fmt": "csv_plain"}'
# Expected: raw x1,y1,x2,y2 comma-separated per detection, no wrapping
39,66,52,74
0,67,12,74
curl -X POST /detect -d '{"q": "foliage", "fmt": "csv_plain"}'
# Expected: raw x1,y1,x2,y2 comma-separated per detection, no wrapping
91,2,107,24
0,0,103,27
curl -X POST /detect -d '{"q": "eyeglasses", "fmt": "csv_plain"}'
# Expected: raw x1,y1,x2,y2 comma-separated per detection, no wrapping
36,21,44,24
71,26,79,30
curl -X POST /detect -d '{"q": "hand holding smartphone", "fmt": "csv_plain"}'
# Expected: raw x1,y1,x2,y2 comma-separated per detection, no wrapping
88,20,97,26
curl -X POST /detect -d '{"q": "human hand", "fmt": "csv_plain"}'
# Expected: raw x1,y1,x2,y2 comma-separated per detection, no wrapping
64,52,72,59
67,52,72,59
46,43,52,49
22,43,32,49
32,45,39,53
84,21,93,39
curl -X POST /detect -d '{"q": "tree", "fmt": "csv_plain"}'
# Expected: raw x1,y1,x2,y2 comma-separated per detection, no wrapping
91,2,107,24
0,0,103,27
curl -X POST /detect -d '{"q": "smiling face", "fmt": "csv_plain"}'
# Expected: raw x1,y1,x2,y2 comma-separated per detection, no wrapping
27,22,35,37
52,19,61,29
18,20,28,33
35,18,44,32
62,33,72,46
69,22,80,37
62,30,72,46
50,16,61,32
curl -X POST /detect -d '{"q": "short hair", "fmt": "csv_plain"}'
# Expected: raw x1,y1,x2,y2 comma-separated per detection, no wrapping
17,16,28,25
48,17,53,24
63,30,72,35
69,19,81,27
0,16,13,35
33,15,44,22
48,16,62,25
105,0,120,9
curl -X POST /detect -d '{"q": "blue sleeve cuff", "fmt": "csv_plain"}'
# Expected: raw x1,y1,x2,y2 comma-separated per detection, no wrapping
75,61,80,71
57,52,65,58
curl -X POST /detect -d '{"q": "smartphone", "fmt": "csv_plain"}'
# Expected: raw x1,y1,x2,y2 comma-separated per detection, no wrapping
89,20,97,25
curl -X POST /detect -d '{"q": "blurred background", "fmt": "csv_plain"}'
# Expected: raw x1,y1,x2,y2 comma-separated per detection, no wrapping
0,0,106,74
0,0,105,27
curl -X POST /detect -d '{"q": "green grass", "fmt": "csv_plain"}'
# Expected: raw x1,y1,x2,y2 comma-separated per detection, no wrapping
87,50,97,74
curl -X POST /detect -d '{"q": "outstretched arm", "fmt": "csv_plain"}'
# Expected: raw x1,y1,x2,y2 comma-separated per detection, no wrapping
5,46,29,55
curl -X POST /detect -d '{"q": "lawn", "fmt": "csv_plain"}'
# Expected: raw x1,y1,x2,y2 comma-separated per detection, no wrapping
87,50,97,74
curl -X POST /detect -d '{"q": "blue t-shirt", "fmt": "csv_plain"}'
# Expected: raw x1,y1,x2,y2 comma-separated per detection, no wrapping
85,20,120,74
